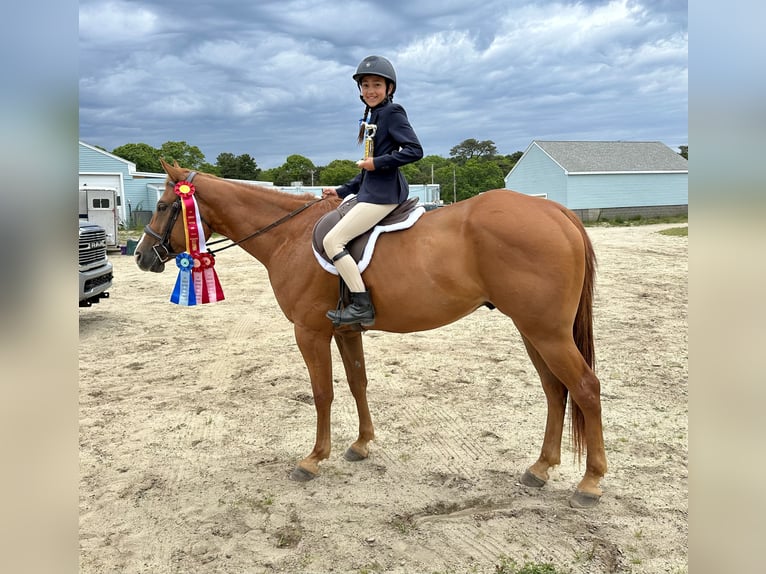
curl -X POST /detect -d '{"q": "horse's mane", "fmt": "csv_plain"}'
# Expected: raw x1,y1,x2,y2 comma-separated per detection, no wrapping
162,159,318,203
197,170,318,203
252,184,318,203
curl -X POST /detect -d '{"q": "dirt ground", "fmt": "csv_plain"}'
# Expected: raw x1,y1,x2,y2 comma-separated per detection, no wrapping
79,222,688,574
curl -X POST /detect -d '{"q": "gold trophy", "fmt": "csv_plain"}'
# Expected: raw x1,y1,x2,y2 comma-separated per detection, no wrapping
363,123,377,159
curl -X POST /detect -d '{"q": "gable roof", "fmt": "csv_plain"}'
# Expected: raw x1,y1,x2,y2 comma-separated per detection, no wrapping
79,140,137,170
79,140,169,178
533,141,688,174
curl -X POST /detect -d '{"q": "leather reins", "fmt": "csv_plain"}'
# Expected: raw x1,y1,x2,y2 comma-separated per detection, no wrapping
143,171,324,262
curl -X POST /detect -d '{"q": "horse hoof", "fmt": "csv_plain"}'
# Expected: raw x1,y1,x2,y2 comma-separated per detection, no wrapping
343,447,367,462
289,466,317,482
520,469,547,488
569,489,601,508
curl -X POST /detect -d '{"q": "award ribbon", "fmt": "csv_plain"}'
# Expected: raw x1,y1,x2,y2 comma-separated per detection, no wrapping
169,177,225,306
170,253,196,305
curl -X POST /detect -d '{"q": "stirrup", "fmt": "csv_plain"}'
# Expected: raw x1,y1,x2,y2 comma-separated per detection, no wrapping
326,290,375,326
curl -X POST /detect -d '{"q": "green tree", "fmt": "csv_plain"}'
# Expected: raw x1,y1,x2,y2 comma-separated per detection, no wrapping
280,154,316,186
159,141,206,169
263,155,317,186
432,162,458,203
400,163,421,184
494,151,523,180
111,142,162,172
319,159,358,186
678,145,688,159
260,166,281,184
454,159,506,201
216,152,237,176
238,153,260,179
449,138,498,163
216,152,260,180
198,162,220,176
404,154,451,185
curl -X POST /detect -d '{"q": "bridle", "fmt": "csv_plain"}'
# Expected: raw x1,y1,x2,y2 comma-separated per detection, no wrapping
143,170,324,263
142,171,198,263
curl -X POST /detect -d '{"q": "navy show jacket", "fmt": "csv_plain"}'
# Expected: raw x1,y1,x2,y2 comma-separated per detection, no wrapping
336,99,424,204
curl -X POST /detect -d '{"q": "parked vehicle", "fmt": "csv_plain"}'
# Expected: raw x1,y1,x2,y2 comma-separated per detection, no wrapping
79,186,120,249
79,219,113,307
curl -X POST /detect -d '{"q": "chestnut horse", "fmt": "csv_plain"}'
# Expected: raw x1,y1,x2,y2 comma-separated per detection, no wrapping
135,159,606,508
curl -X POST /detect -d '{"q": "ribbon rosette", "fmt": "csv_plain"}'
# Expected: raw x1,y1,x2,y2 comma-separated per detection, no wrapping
174,180,196,197
168,174,224,306
199,253,225,303
170,253,197,306
192,254,204,303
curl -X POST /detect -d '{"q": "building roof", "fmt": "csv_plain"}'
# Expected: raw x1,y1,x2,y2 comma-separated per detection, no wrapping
533,140,688,173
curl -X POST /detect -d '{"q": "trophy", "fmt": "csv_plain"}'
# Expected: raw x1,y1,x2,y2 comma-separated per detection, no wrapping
363,123,377,159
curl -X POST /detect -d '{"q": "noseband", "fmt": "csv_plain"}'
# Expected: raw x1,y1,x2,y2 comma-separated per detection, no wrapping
142,171,198,263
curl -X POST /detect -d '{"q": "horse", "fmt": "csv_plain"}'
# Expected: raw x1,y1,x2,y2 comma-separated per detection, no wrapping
134,158,606,508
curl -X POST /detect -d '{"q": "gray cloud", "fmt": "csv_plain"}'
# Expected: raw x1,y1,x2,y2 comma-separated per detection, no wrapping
79,0,687,168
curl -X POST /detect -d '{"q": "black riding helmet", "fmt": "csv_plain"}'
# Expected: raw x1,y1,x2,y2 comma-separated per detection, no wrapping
353,55,397,97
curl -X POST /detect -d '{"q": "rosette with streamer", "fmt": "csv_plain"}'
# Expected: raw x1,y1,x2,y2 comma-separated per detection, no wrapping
199,252,224,303
168,177,224,305
170,253,197,306
192,254,204,303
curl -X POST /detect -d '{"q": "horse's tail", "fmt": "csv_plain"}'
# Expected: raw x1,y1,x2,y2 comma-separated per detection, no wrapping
563,209,597,462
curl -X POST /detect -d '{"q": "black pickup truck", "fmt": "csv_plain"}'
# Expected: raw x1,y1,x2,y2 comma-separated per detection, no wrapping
79,219,113,307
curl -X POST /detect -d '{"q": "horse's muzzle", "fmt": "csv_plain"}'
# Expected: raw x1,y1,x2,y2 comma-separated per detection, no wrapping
134,242,167,273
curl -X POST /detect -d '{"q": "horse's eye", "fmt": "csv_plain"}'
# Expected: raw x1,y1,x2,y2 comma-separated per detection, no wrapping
157,203,168,212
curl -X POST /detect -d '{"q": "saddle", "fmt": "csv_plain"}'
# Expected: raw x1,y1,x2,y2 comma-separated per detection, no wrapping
312,195,425,275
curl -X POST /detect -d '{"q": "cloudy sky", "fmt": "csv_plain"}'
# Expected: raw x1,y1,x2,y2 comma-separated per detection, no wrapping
79,0,687,170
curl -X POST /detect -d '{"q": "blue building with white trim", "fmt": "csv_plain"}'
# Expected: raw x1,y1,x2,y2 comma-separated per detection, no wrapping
504,141,688,221
79,141,167,228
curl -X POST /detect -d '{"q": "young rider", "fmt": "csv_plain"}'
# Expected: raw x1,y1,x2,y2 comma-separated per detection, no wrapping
322,55,424,326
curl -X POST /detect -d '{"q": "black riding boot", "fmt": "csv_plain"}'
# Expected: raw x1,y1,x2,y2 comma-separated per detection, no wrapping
326,290,375,326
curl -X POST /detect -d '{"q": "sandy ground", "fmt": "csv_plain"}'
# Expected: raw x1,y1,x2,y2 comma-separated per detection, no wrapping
79,222,688,574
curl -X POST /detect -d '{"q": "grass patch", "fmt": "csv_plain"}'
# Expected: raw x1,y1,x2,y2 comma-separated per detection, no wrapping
494,556,567,574
273,524,303,548
659,226,688,237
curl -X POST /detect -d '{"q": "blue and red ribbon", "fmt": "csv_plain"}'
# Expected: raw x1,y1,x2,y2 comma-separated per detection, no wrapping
169,180,225,306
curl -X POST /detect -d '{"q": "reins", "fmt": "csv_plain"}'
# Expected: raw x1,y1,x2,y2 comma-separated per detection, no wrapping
204,196,325,255
145,174,326,262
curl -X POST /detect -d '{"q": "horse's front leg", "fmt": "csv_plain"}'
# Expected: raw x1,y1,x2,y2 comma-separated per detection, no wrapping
289,325,334,481
334,330,374,461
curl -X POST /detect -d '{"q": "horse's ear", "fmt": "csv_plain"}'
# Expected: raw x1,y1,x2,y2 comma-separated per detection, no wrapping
159,157,186,181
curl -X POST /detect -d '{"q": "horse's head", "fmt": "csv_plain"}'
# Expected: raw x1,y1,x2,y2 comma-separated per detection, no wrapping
134,158,212,273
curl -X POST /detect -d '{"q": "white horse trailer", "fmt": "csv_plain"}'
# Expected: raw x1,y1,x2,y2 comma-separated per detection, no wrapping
79,186,120,249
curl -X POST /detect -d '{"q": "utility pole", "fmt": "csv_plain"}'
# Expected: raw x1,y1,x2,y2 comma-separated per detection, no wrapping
452,166,456,204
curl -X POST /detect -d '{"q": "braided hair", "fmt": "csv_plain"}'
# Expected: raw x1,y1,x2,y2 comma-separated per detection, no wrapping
356,85,394,144
357,105,371,144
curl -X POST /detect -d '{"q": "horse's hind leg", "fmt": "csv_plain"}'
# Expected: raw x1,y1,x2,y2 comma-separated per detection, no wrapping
531,336,607,507
334,331,374,461
518,334,567,488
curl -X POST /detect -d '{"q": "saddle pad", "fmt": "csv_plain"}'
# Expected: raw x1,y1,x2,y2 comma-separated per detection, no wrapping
312,195,425,275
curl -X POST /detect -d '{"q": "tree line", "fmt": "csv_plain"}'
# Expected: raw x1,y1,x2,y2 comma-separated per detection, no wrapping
106,139,522,203
106,140,688,204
